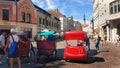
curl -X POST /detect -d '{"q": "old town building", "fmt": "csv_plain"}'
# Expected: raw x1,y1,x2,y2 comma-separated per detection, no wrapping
0,0,37,39
0,0,60,39
74,21,82,31
93,0,120,42
34,5,60,33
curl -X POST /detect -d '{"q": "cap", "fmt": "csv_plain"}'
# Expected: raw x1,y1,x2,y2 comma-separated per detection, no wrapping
10,28,16,33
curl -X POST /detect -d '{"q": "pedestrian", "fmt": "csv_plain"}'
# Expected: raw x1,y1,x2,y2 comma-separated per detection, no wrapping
104,35,107,45
0,31,6,64
34,35,38,41
115,32,120,47
100,34,105,46
4,28,26,68
94,32,100,53
85,34,91,53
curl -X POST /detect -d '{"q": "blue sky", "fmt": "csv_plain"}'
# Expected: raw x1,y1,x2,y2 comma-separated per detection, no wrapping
31,0,93,24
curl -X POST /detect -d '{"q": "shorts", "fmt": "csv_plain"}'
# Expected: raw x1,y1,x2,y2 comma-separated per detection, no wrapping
8,47,20,58
0,48,5,55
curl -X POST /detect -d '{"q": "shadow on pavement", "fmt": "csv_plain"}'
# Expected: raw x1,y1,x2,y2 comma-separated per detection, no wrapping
33,48,105,68
64,49,105,64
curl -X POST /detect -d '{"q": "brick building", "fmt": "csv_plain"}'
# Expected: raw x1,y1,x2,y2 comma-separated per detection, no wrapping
0,0,37,39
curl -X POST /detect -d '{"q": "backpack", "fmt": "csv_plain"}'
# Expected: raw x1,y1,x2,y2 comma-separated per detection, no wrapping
8,35,18,55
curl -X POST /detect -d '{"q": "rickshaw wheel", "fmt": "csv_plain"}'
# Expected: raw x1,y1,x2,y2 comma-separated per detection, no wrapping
65,59,69,62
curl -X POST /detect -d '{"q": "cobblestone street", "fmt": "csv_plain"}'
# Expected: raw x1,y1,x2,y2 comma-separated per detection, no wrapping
0,40,120,68
45,41,120,68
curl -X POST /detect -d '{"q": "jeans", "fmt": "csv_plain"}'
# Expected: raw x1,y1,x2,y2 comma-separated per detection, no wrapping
95,42,100,52
86,43,90,52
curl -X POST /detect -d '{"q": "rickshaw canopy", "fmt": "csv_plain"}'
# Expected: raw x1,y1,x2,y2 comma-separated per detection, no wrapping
65,30,85,41
37,31,54,36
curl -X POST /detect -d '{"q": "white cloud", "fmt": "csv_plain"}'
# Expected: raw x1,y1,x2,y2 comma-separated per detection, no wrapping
45,0,56,9
31,0,45,8
71,0,92,6
31,0,92,24
77,19,90,24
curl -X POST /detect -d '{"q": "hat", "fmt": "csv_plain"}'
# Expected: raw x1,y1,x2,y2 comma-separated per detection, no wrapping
10,28,16,33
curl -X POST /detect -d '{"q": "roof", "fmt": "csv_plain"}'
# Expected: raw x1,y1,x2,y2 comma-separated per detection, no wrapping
34,5,51,16
48,9,62,18
82,24,89,28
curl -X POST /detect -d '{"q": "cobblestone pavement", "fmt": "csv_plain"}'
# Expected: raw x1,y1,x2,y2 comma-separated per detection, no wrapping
0,40,120,68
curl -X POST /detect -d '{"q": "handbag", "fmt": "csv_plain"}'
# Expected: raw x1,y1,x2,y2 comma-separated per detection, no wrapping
8,35,18,55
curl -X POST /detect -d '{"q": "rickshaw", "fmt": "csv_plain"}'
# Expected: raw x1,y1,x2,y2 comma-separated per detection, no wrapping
18,33,35,62
36,30,57,63
63,30,88,61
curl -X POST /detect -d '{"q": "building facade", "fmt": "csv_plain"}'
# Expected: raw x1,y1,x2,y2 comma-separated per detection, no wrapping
35,5,60,33
59,15,68,32
0,0,37,39
48,9,68,33
74,21,82,31
93,0,110,41
109,0,120,42
67,16,75,31
93,0,120,42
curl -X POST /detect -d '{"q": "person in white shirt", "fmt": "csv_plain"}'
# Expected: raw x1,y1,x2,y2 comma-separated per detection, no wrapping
0,31,6,64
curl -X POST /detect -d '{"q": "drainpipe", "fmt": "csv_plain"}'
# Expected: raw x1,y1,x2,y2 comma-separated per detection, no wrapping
15,0,18,31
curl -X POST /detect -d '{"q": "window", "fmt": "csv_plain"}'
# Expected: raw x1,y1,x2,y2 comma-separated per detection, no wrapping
118,1,120,12
26,14,31,23
39,17,41,24
46,20,48,26
21,12,25,22
2,9,9,20
43,19,45,25
110,3,113,14
114,4,117,13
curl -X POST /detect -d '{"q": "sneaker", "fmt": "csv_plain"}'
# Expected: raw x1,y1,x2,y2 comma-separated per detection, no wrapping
97,50,100,53
0,61,3,64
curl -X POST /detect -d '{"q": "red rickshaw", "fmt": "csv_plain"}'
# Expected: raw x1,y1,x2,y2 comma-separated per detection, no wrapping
63,30,88,61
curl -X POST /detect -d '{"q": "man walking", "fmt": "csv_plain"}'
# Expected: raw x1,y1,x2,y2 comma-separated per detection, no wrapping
94,32,100,53
0,31,6,64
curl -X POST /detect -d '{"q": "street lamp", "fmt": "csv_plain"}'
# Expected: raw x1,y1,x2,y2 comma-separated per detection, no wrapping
91,18,94,33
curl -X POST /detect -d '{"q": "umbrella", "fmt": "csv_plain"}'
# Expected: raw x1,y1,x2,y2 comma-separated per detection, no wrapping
37,31,54,36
